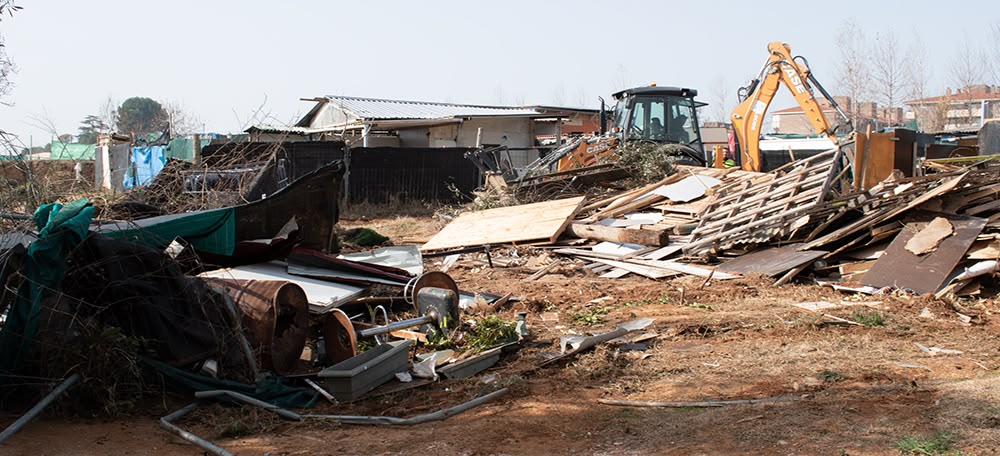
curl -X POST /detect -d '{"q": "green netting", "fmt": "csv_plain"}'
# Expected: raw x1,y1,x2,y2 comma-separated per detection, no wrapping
48,141,96,160
142,358,318,408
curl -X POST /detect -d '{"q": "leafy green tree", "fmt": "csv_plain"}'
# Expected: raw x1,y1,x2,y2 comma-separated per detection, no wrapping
77,114,107,144
116,97,167,137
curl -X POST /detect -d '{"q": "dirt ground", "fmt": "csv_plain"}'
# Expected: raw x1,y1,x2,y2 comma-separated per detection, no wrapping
4,216,1000,455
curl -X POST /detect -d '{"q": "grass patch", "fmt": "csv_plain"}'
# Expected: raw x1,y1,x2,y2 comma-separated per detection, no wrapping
816,370,845,383
624,295,671,307
571,306,613,326
895,431,964,455
465,315,518,352
220,420,253,438
852,309,886,327
685,302,714,311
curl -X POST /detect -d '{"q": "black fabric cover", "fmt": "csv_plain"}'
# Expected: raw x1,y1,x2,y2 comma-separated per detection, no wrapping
59,234,246,374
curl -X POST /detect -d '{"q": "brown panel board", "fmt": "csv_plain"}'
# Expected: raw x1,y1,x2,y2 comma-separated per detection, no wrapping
862,213,988,294
717,243,828,277
421,196,585,251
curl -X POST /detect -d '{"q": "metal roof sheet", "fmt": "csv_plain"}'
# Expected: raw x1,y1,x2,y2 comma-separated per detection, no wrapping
323,95,543,120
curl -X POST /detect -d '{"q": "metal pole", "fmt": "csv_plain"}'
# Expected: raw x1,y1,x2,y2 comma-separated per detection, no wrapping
357,315,433,338
0,373,81,444
159,402,234,456
193,390,302,421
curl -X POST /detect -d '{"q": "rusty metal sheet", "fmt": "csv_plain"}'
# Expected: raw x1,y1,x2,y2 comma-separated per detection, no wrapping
862,213,988,295
717,243,828,277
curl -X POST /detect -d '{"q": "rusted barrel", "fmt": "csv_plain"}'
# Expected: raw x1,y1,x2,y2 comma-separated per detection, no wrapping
205,279,309,374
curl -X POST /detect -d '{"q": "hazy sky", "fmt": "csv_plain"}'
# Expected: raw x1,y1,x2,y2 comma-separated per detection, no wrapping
0,0,997,147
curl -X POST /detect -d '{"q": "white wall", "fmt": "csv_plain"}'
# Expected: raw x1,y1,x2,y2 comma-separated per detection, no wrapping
457,117,533,148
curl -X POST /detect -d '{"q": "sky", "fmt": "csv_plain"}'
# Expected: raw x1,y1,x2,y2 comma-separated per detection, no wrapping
0,0,997,148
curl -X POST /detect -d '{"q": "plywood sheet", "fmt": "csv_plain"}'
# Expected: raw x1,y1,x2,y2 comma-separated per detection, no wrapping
863,213,988,294
717,243,828,277
421,196,585,251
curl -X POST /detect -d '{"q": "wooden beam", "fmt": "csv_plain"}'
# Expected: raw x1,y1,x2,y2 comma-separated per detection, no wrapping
565,223,669,247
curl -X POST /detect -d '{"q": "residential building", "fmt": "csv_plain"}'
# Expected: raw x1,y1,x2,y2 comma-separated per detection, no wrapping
247,95,598,168
905,85,1000,132
771,98,900,135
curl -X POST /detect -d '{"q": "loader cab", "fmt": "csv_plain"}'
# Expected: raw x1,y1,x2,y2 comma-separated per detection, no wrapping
608,86,707,165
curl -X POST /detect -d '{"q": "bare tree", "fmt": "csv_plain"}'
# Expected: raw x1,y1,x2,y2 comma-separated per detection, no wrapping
574,88,588,108
709,75,731,124
990,22,1000,86
493,84,506,105
162,100,203,136
612,63,632,91
99,96,118,134
835,18,871,127
902,33,936,130
869,30,903,126
949,32,988,128
903,33,931,102
551,82,566,106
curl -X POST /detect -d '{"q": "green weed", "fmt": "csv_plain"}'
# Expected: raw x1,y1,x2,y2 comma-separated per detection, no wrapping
571,306,613,326
817,370,845,383
465,315,517,352
852,309,886,327
895,431,964,455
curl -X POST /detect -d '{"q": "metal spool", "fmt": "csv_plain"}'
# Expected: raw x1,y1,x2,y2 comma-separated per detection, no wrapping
404,271,459,308
322,308,358,364
204,278,309,375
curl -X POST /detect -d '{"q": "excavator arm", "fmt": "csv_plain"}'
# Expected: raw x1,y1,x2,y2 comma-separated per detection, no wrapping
730,42,849,171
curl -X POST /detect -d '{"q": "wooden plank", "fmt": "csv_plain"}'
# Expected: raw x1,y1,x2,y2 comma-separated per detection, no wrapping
839,259,878,275
716,244,828,277
584,257,679,279
634,259,740,279
862,212,988,294
600,243,686,279
565,223,669,247
967,240,1000,260
804,173,967,250
654,200,710,216
421,196,585,251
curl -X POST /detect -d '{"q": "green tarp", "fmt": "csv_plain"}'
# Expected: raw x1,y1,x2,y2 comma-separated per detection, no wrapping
48,141,96,160
101,208,237,256
0,199,95,375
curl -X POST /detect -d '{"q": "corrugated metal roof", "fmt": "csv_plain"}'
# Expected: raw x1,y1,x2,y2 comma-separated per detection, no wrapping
323,95,543,120
245,125,339,135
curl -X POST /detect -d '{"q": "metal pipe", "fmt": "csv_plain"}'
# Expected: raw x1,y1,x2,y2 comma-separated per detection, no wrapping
357,315,433,338
304,388,510,425
193,390,303,421
159,402,234,456
193,387,509,427
0,373,81,444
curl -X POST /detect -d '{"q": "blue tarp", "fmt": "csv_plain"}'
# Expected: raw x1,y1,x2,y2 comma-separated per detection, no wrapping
124,145,166,189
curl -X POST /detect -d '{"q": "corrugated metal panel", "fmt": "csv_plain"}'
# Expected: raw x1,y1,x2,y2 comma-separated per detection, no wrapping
325,95,542,120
